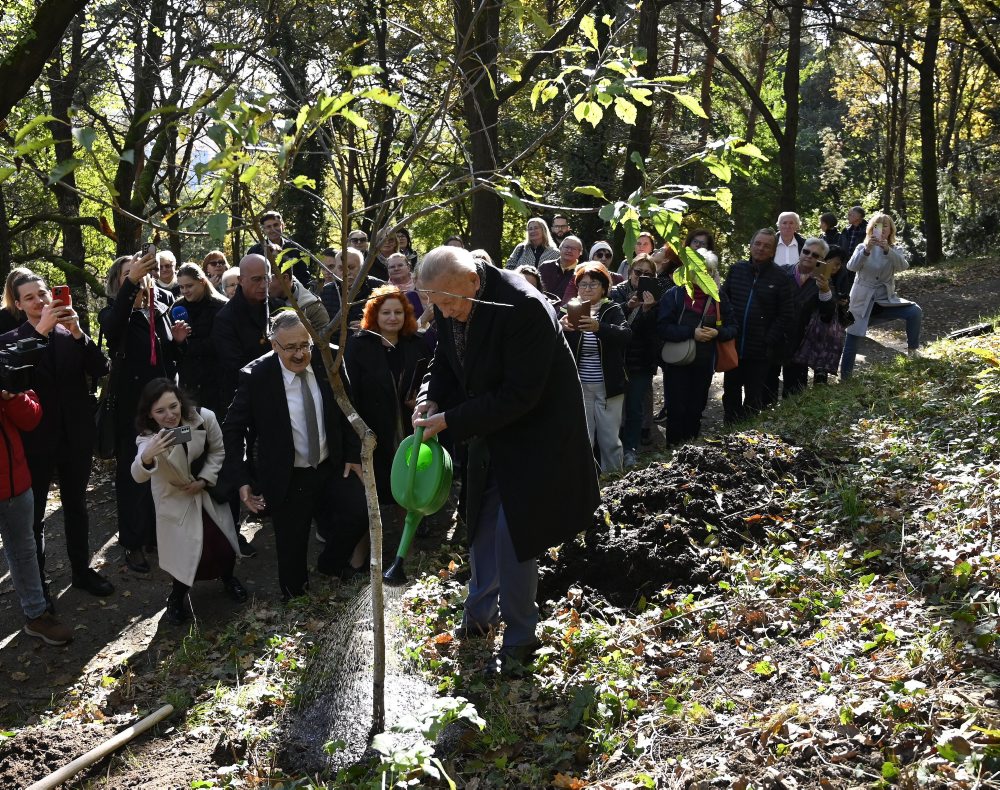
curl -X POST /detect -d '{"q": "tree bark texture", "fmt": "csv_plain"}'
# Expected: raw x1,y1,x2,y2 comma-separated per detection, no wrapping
918,0,943,263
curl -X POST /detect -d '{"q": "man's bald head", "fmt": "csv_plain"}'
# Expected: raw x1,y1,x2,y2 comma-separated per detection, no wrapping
238,254,270,304
416,246,480,322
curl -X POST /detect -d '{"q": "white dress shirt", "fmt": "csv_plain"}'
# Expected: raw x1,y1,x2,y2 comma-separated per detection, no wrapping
775,236,799,267
279,360,329,467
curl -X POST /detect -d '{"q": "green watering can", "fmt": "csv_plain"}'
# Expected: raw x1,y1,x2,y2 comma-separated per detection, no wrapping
383,426,453,586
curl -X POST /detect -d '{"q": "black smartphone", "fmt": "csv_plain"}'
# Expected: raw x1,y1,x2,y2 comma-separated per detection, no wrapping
637,276,661,299
141,242,157,258
163,425,192,446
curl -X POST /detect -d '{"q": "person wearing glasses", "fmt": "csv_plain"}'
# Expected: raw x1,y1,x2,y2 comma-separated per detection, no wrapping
777,238,835,397
506,217,559,270
560,263,631,473
347,230,370,254
539,235,585,306
589,241,615,267
550,215,573,243
609,254,662,466
219,311,369,598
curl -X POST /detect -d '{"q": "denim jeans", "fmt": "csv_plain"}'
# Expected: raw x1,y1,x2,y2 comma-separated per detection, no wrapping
0,489,46,620
841,303,922,378
621,372,653,452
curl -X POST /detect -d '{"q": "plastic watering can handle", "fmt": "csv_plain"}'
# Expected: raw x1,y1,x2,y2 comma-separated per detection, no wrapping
406,425,424,499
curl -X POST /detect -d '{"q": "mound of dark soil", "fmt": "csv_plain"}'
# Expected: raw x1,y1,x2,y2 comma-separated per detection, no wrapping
539,434,818,607
0,727,109,788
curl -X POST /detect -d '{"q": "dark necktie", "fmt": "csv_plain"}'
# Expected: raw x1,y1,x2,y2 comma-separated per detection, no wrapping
296,371,321,467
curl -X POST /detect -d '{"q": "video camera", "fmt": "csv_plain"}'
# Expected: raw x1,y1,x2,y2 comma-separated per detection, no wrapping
0,338,44,393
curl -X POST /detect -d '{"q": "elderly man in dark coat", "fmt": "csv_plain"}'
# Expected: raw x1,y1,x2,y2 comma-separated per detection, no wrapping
413,246,600,673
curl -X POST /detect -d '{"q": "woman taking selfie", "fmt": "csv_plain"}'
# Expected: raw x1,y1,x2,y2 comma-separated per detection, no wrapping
1,271,112,609
99,250,190,574
132,379,246,624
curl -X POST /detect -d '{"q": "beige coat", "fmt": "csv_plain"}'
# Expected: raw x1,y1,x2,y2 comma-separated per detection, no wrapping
131,408,239,586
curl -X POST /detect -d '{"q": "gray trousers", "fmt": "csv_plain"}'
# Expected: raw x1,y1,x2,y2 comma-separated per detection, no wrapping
0,489,46,620
463,479,538,648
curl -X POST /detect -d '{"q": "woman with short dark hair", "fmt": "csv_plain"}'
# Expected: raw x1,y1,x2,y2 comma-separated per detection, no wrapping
560,263,631,473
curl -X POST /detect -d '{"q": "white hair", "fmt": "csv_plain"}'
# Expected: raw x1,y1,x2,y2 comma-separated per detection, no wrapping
803,237,829,256
416,245,476,283
777,211,801,230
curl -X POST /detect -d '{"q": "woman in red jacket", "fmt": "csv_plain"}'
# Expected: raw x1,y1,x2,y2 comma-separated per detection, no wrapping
0,387,74,645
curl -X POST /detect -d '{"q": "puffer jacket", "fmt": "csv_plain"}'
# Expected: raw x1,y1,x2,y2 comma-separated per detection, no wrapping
720,259,796,362
563,299,632,397
0,391,42,499
609,281,661,376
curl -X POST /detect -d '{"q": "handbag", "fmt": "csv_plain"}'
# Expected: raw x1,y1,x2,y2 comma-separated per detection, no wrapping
93,326,121,460
660,295,709,366
713,299,738,372
793,312,846,375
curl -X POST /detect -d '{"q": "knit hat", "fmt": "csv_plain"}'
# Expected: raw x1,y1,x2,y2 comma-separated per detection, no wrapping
589,241,613,261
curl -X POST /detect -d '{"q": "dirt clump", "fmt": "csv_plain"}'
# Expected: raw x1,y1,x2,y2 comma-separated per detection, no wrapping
540,434,818,607
0,726,108,788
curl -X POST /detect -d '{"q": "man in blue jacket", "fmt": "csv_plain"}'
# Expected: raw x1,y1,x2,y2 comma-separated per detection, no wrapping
720,228,796,423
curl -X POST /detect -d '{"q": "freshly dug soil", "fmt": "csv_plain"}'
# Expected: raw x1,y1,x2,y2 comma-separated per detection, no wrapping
539,434,819,607
0,727,108,788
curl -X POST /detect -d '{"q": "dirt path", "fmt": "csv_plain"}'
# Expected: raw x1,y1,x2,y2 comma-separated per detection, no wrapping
0,258,997,786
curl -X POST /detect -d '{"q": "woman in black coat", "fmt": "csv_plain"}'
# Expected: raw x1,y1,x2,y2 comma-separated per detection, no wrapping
174,263,228,415
1,271,112,607
656,252,736,447
609,254,662,467
346,285,432,501
98,252,189,573
560,262,631,473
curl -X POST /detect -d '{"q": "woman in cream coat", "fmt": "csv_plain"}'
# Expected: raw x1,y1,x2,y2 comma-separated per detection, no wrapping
132,378,246,624
841,212,922,378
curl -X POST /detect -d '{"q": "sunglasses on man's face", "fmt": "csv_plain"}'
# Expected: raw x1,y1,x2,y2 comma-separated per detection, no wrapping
802,249,823,259
594,251,612,259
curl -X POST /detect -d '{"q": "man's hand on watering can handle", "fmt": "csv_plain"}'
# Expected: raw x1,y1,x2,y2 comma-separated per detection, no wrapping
240,485,266,513
412,399,447,440
344,463,362,481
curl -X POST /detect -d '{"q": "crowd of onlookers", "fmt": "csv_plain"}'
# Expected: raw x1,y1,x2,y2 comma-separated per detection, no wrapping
0,204,921,644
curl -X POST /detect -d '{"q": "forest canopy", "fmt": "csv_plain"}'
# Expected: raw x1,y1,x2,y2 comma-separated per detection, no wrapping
1,0,998,308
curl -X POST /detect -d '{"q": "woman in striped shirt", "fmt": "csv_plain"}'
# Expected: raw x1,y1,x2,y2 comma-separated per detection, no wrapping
560,263,632,473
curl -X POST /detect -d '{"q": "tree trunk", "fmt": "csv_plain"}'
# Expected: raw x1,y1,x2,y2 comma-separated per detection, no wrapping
0,0,89,121
455,0,504,264
0,188,11,282
778,1,801,211
698,0,721,146
893,35,909,220
46,22,91,332
746,10,772,145
917,0,943,263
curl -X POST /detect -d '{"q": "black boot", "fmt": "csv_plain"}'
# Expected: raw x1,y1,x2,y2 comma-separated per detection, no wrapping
164,582,190,625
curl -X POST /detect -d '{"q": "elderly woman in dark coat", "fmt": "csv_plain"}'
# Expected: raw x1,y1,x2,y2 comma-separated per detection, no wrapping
413,246,599,672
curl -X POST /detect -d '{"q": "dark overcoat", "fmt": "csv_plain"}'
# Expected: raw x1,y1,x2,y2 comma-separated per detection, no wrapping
423,266,600,562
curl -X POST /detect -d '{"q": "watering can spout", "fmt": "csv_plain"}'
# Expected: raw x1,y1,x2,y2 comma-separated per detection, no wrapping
383,556,407,586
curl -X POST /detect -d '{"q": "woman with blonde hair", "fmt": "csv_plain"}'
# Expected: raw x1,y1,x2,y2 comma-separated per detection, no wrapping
841,212,921,378
505,217,559,270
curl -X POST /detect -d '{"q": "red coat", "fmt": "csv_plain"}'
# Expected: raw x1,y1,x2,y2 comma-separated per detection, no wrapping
0,391,42,499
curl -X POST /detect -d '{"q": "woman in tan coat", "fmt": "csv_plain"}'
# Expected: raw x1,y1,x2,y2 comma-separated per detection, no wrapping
132,379,246,624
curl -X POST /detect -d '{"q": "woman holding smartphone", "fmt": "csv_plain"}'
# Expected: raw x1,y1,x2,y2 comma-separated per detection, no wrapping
98,250,190,574
132,379,246,624
0,272,113,610
841,212,921,378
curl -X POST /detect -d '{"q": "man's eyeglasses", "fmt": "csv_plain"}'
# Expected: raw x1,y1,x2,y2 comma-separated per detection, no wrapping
273,339,314,354
593,251,612,259
348,237,367,245
802,249,823,259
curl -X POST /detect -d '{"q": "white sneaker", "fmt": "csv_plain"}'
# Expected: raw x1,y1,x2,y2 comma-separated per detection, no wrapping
624,451,638,468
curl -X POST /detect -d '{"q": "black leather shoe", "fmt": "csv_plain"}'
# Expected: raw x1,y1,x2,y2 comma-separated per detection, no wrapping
341,563,367,582
496,639,543,677
125,549,150,574
236,535,257,558
453,621,497,640
164,596,190,625
223,576,248,603
72,568,115,597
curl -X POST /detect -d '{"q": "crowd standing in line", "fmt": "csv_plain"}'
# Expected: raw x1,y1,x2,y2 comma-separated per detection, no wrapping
0,205,922,668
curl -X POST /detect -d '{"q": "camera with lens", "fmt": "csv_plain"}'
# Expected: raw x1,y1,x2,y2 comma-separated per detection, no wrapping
0,338,45,393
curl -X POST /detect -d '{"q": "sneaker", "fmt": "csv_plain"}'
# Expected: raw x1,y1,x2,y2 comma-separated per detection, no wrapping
624,451,638,468
24,612,73,646
906,348,921,359
653,407,668,425
237,534,257,559
72,568,115,597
